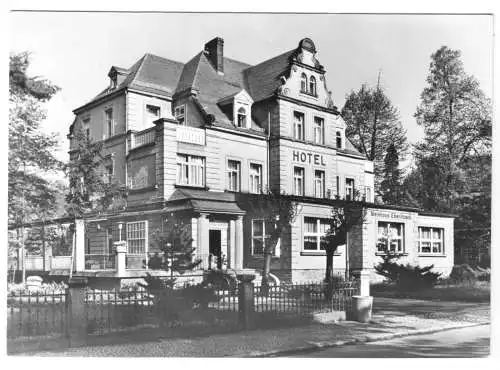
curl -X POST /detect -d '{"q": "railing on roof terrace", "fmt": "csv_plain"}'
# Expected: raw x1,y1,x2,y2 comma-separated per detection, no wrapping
131,128,156,149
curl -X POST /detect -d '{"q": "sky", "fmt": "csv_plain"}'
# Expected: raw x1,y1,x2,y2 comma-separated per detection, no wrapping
9,12,494,167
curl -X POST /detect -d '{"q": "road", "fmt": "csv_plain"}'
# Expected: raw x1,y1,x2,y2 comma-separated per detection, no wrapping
286,324,490,358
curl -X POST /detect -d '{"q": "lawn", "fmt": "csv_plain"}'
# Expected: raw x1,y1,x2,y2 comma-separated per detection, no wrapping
371,280,490,303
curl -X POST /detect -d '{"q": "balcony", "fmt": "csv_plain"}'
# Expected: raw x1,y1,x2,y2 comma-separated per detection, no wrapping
130,127,156,149
85,254,116,270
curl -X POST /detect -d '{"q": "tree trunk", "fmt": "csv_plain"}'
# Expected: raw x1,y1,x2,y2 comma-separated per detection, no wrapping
261,251,272,295
325,249,334,282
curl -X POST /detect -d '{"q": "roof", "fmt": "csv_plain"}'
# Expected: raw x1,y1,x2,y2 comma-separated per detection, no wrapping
166,188,245,215
76,53,184,111
243,49,295,102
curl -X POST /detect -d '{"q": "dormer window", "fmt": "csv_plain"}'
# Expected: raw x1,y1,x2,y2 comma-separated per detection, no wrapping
110,76,117,89
300,73,308,93
175,105,186,125
237,107,247,128
309,76,317,96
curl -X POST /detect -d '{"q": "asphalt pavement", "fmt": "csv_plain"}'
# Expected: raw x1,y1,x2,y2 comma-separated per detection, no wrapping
285,324,490,357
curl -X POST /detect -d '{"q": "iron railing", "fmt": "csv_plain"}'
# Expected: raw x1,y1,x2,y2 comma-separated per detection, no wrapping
85,254,115,270
7,290,68,339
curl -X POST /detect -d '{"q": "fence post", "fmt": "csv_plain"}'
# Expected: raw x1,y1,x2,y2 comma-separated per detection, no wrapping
237,273,255,330
351,270,373,323
114,241,127,276
66,276,88,347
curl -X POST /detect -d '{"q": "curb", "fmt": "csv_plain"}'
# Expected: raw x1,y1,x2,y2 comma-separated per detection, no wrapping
249,322,489,357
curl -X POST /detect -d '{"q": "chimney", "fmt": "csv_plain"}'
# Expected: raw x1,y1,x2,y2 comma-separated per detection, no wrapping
204,37,224,75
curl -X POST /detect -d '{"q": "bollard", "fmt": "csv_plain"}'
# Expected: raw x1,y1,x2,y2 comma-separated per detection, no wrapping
351,270,373,322
66,276,88,347
237,273,255,330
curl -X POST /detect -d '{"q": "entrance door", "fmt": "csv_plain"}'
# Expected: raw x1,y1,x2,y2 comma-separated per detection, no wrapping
209,229,222,269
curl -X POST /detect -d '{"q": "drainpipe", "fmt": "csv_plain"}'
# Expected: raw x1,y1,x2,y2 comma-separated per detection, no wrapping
267,110,271,193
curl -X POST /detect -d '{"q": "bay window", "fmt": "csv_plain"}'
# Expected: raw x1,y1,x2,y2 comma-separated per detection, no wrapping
377,222,404,254
177,154,205,187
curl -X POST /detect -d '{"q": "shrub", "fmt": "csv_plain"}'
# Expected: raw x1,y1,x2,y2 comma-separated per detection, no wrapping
375,254,441,291
202,270,238,294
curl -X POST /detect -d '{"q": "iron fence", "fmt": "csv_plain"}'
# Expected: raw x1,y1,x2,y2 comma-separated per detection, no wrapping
7,290,68,340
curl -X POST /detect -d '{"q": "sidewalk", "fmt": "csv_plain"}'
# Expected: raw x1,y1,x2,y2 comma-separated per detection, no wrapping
17,298,490,357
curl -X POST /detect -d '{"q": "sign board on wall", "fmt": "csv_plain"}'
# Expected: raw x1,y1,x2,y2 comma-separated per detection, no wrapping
370,210,412,220
292,150,326,166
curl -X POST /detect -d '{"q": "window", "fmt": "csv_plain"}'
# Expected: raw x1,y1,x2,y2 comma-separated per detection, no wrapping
309,76,317,96
345,178,355,200
249,163,262,193
293,111,305,141
146,105,161,126
175,105,185,125
105,108,113,138
236,107,247,128
252,219,277,256
177,154,205,187
227,160,241,191
314,170,325,198
303,217,330,251
314,117,324,144
126,221,148,255
336,131,342,149
82,118,90,140
105,161,113,183
418,227,444,254
377,222,404,254
365,186,372,202
293,167,305,196
300,73,308,93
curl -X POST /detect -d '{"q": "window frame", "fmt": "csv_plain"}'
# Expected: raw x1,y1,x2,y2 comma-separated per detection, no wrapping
174,105,186,125
313,116,324,144
418,227,445,255
293,111,305,141
336,131,342,149
314,170,325,198
309,76,317,96
236,107,247,128
126,221,148,256
104,108,114,138
176,154,205,187
82,118,91,140
300,73,308,93
303,217,330,251
376,221,405,254
227,159,241,192
345,178,355,200
293,166,305,196
249,162,262,194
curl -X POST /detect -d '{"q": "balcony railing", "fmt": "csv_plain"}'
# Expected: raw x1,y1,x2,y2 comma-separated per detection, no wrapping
176,125,206,146
130,128,156,149
85,254,116,270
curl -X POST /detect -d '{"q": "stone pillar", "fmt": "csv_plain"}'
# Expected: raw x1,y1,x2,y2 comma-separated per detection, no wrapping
234,216,244,269
114,241,127,276
228,219,236,268
198,213,209,262
237,273,255,330
74,219,85,272
66,276,88,347
351,269,373,323
43,226,52,272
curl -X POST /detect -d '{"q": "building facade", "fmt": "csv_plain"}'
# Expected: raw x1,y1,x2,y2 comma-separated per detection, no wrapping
68,37,454,284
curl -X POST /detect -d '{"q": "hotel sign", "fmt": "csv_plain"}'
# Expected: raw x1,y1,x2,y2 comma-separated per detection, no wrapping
370,210,412,220
176,126,206,146
292,150,326,166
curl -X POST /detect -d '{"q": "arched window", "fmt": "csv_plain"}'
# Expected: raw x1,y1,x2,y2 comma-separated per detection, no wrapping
300,73,308,93
309,76,317,96
336,131,342,149
237,107,247,128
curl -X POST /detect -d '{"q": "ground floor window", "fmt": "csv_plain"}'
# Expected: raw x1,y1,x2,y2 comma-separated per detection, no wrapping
303,217,330,251
377,221,404,253
418,227,444,254
127,221,148,255
251,219,278,256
